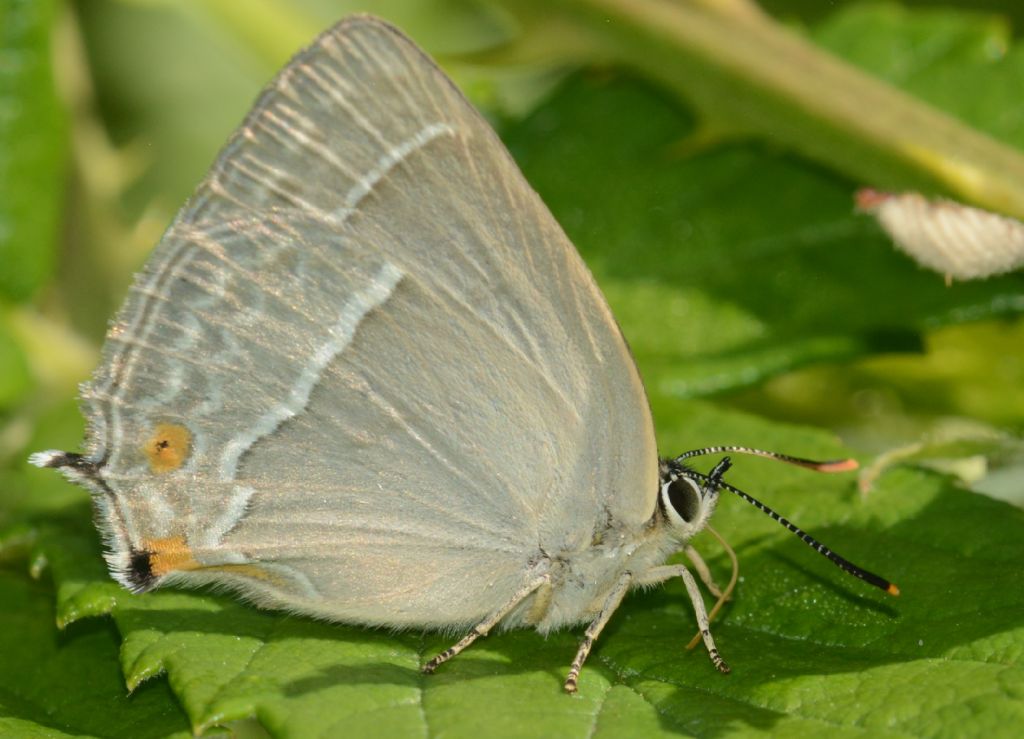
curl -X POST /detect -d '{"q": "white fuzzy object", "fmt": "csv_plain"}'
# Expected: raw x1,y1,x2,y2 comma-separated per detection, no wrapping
857,188,1024,280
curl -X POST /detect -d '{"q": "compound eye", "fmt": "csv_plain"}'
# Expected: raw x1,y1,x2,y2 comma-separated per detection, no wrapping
663,475,702,524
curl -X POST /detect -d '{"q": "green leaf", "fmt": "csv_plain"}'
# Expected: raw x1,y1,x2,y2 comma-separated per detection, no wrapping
0,0,67,302
0,566,192,737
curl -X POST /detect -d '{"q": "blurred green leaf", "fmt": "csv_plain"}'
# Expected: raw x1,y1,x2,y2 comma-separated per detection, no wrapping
814,3,1024,150
0,0,67,302
0,320,31,408
856,417,1023,493
508,73,1024,398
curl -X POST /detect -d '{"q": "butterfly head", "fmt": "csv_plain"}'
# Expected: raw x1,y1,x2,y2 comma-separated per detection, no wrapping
657,457,731,542
661,445,900,597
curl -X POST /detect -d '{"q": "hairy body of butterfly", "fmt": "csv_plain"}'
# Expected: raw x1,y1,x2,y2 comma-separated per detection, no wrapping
32,16,896,694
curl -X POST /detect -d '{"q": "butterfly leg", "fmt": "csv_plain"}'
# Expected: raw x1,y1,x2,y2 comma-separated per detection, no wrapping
636,564,730,674
563,571,632,693
422,572,550,675
684,545,724,598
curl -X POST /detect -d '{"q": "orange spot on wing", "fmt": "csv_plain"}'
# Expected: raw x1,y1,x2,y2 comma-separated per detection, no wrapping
139,540,279,585
144,423,191,473
145,536,200,576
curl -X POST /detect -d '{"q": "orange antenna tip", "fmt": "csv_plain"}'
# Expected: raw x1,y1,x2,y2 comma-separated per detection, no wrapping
816,458,859,473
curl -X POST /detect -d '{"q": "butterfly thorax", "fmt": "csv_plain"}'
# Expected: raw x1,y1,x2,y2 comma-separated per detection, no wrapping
508,518,682,634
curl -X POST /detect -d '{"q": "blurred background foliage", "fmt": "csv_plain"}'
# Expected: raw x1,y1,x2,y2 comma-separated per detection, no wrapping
1,0,1024,735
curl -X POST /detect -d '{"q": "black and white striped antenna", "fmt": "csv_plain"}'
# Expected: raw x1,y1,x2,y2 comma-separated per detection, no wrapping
672,446,900,596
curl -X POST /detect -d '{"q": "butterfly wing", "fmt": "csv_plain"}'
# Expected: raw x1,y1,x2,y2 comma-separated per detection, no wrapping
72,17,658,627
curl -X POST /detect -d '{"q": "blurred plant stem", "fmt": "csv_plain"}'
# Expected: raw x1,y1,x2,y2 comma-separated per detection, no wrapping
486,0,1024,219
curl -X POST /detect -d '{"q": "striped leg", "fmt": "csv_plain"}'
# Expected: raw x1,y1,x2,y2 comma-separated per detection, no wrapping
563,572,632,693
636,564,730,674
684,545,724,598
422,573,550,675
